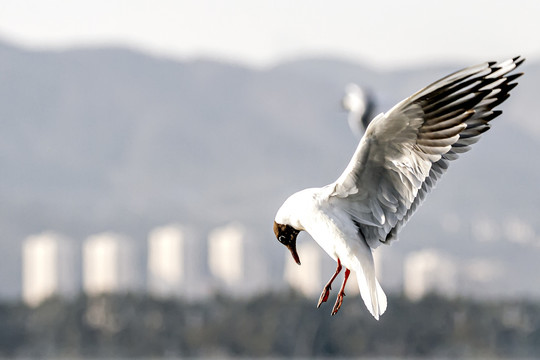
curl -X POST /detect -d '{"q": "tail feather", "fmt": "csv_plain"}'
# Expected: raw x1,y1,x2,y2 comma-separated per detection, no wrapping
354,250,387,320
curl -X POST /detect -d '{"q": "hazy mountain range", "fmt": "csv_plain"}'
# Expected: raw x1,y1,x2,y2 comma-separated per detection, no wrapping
1,40,539,299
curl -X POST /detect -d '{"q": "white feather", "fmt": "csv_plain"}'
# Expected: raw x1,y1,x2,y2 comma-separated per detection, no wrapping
274,57,524,319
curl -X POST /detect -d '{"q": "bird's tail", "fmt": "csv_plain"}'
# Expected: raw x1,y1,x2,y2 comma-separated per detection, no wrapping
353,248,387,320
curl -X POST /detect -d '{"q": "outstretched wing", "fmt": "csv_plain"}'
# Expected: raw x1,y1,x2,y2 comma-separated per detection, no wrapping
329,56,524,248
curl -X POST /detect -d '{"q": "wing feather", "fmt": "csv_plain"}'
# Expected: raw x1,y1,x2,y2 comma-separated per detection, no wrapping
329,56,524,248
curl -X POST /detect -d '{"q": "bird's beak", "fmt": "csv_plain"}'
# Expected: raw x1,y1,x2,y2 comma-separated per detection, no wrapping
287,243,301,265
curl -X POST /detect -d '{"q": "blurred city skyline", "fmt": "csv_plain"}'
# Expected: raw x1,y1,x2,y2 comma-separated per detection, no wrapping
0,0,539,69
20,216,539,308
1,38,539,301
1,3,539,357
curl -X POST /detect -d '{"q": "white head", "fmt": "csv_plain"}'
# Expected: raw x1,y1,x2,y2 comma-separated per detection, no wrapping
342,83,367,113
273,191,311,266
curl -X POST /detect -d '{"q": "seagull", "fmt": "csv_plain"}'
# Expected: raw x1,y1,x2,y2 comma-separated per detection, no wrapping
342,83,376,138
274,56,524,320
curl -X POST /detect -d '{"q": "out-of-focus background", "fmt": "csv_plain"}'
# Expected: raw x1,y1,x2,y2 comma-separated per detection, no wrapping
1,0,540,358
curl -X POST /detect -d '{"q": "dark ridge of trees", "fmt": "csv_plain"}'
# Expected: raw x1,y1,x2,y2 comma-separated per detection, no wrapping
2,291,540,358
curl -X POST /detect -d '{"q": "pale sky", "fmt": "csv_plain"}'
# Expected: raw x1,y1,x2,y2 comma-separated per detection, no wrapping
0,0,539,69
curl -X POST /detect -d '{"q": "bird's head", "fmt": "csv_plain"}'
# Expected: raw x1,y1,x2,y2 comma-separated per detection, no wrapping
273,221,301,265
274,189,312,266
342,83,365,113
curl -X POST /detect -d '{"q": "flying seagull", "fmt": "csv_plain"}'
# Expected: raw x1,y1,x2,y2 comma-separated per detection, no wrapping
342,83,376,138
274,56,524,320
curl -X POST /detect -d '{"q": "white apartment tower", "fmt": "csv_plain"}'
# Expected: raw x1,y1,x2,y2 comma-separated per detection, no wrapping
147,224,208,299
404,249,458,301
83,232,138,295
283,240,374,297
207,222,266,295
22,231,79,306
284,242,323,296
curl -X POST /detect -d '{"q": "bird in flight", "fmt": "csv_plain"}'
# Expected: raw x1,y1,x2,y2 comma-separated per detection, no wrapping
342,83,376,138
273,56,524,320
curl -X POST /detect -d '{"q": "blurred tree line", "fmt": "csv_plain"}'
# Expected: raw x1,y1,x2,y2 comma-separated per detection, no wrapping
1,291,539,358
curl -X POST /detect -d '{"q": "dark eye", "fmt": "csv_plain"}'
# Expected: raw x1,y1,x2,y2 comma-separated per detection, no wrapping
278,235,287,244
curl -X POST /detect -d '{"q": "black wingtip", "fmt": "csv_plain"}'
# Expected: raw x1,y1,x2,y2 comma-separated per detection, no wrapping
506,73,524,83
505,82,519,93
514,56,526,67
483,110,502,122
489,93,511,109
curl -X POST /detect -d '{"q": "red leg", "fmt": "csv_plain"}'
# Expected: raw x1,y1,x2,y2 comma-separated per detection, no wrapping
317,258,342,308
331,268,351,316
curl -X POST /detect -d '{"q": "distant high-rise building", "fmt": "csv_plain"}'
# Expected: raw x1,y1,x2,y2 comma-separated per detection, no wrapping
148,225,183,297
147,224,208,299
207,222,266,295
284,241,375,297
471,216,500,242
83,232,138,295
284,242,323,296
504,217,535,245
373,247,402,294
404,249,457,301
460,257,504,298
208,223,244,291
22,231,79,306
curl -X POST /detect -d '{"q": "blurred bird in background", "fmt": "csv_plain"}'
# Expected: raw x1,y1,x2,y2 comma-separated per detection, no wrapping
341,83,376,138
